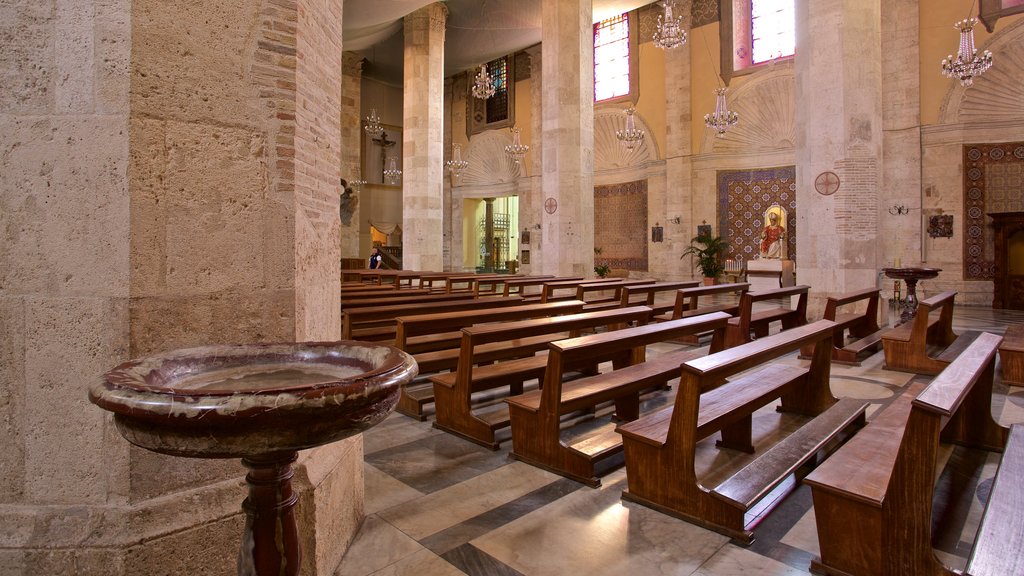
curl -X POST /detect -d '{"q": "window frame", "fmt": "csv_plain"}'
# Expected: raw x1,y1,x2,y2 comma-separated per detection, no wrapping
720,0,795,84
593,10,639,107
467,54,516,136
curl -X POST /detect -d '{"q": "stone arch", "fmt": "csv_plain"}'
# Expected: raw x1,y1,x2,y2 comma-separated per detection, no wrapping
459,130,523,188
701,66,796,155
594,107,658,172
939,18,1024,126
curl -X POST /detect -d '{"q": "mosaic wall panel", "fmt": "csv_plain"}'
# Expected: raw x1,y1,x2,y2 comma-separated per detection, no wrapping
963,142,1024,280
717,166,797,263
595,180,649,271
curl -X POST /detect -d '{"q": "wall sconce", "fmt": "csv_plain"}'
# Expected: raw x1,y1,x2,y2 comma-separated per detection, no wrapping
521,229,531,245
888,204,910,215
670,216,681,224
652,223,664,243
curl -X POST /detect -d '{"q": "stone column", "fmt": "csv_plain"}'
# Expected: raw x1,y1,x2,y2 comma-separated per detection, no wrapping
519,44,544,275
662,0,693,280
795,0,883,308
402,3,447,272
340,51,364,260
881,0,921,272
541,0,595,277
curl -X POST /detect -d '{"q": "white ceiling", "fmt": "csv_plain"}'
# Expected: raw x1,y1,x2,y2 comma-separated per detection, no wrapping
345,0,657,84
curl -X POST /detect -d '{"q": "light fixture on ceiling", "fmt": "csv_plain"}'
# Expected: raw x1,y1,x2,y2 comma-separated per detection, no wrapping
364,108,384,138
652,1,687,50
941,16,992,87
615,107,645,150
704,87,739,138
504,127,529,165
471,64,497,100
383,157,402,185
446,143,469,182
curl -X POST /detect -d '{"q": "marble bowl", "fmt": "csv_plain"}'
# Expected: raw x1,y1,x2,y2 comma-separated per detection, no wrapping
89,341,418,458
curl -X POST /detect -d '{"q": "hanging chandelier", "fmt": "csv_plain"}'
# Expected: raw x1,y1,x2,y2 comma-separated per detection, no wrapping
704,87,739,138
446,143,470,181
652,1,687,50
383,157,402,185
615,107,645,150
348,178,366,192
504,127,529,165
941,17,993,87
471,64,496,100
364,108,384,138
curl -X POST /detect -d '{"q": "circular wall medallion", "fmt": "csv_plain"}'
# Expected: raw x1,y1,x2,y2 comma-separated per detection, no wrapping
814,171,840,196
544,197,558,214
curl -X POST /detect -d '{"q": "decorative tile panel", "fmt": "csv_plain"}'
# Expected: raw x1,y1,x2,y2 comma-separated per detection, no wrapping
594,180,649,271
963,142,1024,280
717,166,797,263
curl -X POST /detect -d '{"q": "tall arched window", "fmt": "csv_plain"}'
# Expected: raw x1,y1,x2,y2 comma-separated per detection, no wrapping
721,0,795,83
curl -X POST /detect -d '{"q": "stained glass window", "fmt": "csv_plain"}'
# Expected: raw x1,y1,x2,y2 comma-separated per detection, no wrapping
594,13,631,102
485,57,509,124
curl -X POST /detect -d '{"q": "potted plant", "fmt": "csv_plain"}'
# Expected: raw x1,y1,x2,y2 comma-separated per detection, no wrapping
681,233,728,284
594,247,610,278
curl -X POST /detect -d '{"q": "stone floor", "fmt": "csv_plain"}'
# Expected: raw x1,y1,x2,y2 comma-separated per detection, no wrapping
337,306,1024,576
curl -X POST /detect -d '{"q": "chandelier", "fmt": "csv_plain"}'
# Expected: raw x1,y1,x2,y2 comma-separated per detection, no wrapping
446,143,469,182
941,18,993,87
615,107,645,150
652,1,687,50
704,87,739,138
504,127,529,165
348,178,366,192
383,157,402,185
364,108,384,138
471,64,496,100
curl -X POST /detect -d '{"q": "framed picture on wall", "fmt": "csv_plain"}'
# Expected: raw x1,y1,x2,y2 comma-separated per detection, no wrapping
362,124,403,186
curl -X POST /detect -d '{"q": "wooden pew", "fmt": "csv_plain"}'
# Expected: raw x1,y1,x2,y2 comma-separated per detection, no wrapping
882,290,981,375
999,323,1024,386
341,296,523,341
340,291,473,312
573,279,657,312
505,312,732,486
445,274,515,294
654,282,750,345
619,281,701,319
430,306,653,449
503,276,584,299
393,300,586,420
798,287,885,365
339,288,431,302
539,278,631,302
805,332,1012,576
474,275,553,296
722,284,810,348
616,320,868,543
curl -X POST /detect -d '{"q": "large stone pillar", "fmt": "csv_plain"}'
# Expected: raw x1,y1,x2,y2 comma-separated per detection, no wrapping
341,51,364,260
1,0,359,574
795,0,884,308
541,0,595,277
663,0,694,280
402,3,447,272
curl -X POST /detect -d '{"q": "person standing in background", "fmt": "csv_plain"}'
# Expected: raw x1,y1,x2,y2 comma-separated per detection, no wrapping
368,246,383,269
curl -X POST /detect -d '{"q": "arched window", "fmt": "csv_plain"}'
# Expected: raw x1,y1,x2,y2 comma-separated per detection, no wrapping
721,0,795,83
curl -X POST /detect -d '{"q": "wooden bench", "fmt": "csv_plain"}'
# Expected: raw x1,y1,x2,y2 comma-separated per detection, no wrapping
998,323,1024,386
341,296,523,341
502,276,584,299
430,306,653,449
474,275,553,296
505,312,732,486
575,279,657,312
652,282,750,345
340,291,473,311
444,274,518,294
539,278,632,302
882,290,981,375
805,332,1012,576
392,300,586,420
616,320,868,543
798,287,885,365
722,284,810,348
618,281,700,319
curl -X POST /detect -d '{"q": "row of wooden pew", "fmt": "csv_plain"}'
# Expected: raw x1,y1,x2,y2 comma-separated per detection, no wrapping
342,271,1022,572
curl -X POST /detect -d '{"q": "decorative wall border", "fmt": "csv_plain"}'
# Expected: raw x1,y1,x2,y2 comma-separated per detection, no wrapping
963,142,1024,280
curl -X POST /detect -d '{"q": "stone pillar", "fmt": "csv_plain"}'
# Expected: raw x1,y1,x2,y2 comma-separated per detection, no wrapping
519,44,544,275
881,0,921,272
663,0,693,280
340,51,364,260
402,3,447,272
541,0,595,277
484,198,496,270
795,0,883,308
1,0,359,574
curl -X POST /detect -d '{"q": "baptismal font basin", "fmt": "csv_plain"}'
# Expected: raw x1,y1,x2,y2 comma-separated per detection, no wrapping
89,341,417,576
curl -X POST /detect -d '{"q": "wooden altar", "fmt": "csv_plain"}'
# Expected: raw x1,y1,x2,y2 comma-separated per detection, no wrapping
990,212,1024,310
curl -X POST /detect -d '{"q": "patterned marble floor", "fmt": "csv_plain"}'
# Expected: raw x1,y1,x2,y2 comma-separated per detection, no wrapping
337,306,1024,576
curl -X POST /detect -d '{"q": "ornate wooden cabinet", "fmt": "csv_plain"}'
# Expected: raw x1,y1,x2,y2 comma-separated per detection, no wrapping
989,212,1024,310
